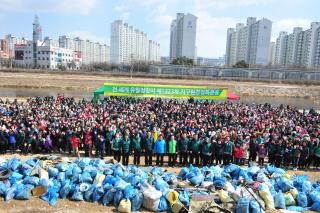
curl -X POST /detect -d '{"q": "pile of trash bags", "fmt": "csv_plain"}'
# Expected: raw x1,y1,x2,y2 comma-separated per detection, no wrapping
1,156,320,213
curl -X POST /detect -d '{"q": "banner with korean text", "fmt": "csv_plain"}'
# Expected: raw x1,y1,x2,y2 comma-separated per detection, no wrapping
104,83,228,100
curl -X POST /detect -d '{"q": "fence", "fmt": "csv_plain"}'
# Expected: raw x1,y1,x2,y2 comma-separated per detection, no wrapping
150,65,320,82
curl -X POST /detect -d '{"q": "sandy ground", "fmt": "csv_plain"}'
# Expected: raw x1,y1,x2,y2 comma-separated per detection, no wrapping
0,153,319,213
0,71,319,99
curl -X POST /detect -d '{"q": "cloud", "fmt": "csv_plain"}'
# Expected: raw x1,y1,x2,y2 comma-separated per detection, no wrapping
271,18,311,41
193,0,275,10
0,0,97,14
67,31,108,44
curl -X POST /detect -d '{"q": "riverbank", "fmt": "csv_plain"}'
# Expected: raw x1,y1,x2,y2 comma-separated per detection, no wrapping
0,70,319,107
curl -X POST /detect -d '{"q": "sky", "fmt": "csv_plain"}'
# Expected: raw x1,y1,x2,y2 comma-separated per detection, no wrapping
0,0,319,58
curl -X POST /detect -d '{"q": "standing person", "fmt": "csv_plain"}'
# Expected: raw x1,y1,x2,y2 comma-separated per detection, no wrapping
223,137,234,165
144,132,154,166
154,135,166,166
8,130,17,154
25,133,35,154
283,143,292,168
274,141,284,168
84,129,93,157
17,129,26,153
267,140,276,165
201,138,212,166
70,133,80,158
111,133,122,163
258,143,267,166
97,134,106,159
65,129,73,154
249,136,258,162
121,134,131,166
291,144,301,171
178,133,189,166
105,127,113,156
168,135,177,167
132,133,141,165
0,128,8,154
190,134,201,166
233,144,244,165
299,142,309,169
215,140,224,165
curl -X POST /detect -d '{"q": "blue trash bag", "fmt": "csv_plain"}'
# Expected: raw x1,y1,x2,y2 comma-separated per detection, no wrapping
312,202,320,211
15,184,33,200
277,178,294,192
65,164,75,178
56,163,69,172
72,166,82,176
41,187,59,206
26,158,39,167
114,178,129,191
302,181,312,193
71,186,84,201
52,179,62,192
84,185,95,202
163,172,176,183
39,178,53,188
269,185,277,197
178,167,189,179
189,173,205,186
224,164,240,174
297,192,308,208
236,198,250,213
151,167,164,176
7,157,20,171
131,192,143,211
79,158,91,169
103,183,113,191
80,171,93,183
104,175,117,185
20,163,33,176
238,169,253,182
113,190,123,207
158,196,169,212
23,176,40,186
179,189,190,205
114,166,124,177
287,206,306,212
9,171,23,184
250,200,265,213
57,172,66,182
309,191,320,203
123,185,136,199
93,186,104,203
102,189,116,205
274,191,286,209
5,185,16,201
154,177,169,195
48,167,59,178
60,180,72,199
0,181,11,195
128,174,141,186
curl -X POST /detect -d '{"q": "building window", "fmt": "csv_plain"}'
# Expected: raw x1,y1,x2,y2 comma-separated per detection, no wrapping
38,57,41,60
38,51,40,54
47,57,49,60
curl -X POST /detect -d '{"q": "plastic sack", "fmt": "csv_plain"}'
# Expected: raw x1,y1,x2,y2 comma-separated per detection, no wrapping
178,167,189,179
158,196,169,212
105,175,117,185
312,202,320,211
80,171,93,183
310,191,320,203
7,157,20,171
256,173,268,183
151,167,164,176
0,181,11,195
115,178,130,191
154,177,169,195
297,192,308,208
118,199,131,213
238,169,253,182
277,178,293,192
15,184,33,200
102,189,116,205
248,166,260,175
93,173,106,187
9,172,23,184
274,191,286,209
123,185,136,199
59,180,72,199
131,192,143,211
41,187,59,206
57,172,66,182
225,164,240,174
216,189,233,203
289,188,298,199
250,200,264,213
179,189,190,206
236,198,250,213
56,163,69,172
114,166,124,177
84,185,95,202
142,183,162,212
114,190,124,207
93,186,104,202
189,173,205,186
287,206,306,212
23,176,40,186
5,186,16,201
48,167,59,178
284,192,295,206
79,158,91,169
71,187,84,201
258,184,275,210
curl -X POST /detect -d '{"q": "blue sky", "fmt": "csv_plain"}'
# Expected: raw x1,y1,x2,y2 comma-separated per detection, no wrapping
0,0,319,57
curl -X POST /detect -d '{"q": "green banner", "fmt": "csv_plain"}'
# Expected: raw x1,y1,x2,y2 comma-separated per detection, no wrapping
104,83,228,100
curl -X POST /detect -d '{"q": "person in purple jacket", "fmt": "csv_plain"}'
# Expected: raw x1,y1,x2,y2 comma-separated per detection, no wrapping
154,134,166,166
258,143,267,166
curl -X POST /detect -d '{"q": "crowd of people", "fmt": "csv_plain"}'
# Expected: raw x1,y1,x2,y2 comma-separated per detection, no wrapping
0,95,319,171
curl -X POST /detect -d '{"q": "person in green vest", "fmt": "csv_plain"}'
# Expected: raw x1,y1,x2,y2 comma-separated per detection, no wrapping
179,133,189,166
190,134,201,166
313,143,320,169
144,131,154,166
201,137,212,166
267,140,276,165
121,134,131,166
132,133,141,165
223,137,234,165
105,127,115,156
111,133,122,163
168,135,177,167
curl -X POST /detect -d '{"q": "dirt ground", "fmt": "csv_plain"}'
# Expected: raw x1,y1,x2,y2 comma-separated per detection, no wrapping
0,153,319,213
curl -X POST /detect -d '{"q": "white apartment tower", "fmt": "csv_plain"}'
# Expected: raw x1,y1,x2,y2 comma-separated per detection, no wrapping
170,13,197,61
110,20,160,64
225,17,272,67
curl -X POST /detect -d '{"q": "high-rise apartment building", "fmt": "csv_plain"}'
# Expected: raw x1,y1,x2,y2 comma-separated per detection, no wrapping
274,22,320,69
268,42,276,65
170,13,197,61
225,17,272,67
110,20,160,64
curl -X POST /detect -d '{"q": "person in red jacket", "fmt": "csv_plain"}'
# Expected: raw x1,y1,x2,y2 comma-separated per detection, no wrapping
233,144,244,165
71,133,80,158
84,129,92,157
